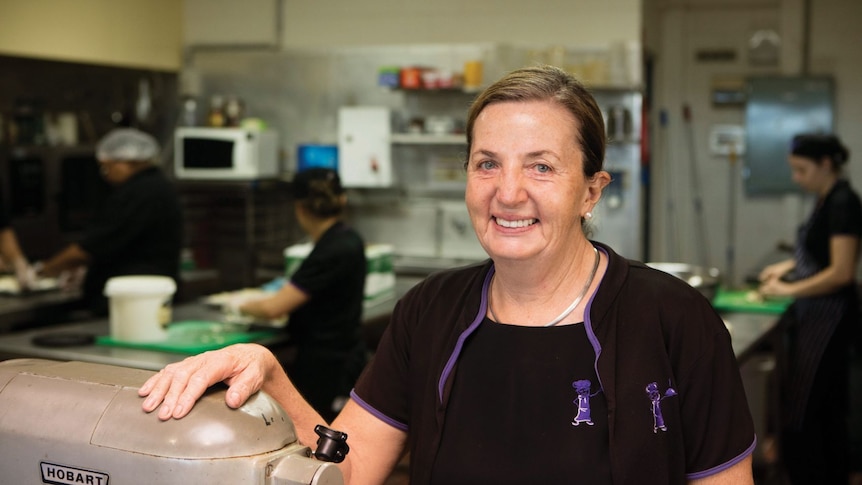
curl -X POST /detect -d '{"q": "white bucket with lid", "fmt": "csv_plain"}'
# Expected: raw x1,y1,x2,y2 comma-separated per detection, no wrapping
104,275,177,342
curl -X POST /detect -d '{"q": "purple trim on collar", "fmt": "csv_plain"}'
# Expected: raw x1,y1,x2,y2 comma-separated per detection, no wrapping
349,389,408,432
437,266,495,403
583,245,607,392
685,437,757,480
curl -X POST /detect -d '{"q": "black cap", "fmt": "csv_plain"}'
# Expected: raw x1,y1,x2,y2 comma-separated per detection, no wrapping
790,133,849,166
293,167,344,199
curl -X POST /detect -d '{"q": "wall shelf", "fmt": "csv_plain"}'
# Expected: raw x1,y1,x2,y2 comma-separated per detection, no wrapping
388,87,481,95
391,133,466,145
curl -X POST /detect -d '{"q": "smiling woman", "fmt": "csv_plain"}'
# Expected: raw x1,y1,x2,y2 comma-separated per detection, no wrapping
465,99,610,297
138,66,755,485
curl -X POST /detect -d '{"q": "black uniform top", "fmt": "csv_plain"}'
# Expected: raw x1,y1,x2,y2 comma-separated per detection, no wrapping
803,179,862,269
79,166,183,315
0,194,10,230
286,221,367,419
353,242,755,484
0,198,10,231
431,319,613,485
289,221,366,351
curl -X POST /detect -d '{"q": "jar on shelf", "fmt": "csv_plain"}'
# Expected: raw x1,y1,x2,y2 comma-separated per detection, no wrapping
225,96,244,127
400,67,423,89
207,95,226,127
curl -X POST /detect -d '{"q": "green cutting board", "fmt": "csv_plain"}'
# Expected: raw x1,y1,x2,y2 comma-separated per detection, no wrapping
96,320,279,355
711,288,792,314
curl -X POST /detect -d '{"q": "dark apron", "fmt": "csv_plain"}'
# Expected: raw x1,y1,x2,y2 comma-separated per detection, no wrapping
782,209,852,430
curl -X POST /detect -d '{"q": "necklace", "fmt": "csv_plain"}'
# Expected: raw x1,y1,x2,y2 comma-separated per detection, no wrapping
488,246,600,327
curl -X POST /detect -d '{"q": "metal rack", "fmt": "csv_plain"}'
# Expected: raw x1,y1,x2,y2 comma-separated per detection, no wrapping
177,179,299,291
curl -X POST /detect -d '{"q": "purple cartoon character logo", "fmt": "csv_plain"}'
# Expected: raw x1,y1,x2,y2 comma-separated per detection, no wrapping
572,379,599,426
645,381,677,433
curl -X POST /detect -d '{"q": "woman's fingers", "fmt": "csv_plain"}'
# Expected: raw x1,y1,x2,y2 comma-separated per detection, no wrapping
139,353,217,419
138,344,271,419
220,344,270,408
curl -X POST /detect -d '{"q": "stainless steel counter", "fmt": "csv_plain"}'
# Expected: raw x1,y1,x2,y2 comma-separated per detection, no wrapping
0,271,778,371
0,303,233,370
0,269,223,334
721,311,781,364
0,309,777,374
0,278,419,371
0,289,83,333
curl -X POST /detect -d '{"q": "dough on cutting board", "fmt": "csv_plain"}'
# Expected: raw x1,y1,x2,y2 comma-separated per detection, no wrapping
744,290,765,303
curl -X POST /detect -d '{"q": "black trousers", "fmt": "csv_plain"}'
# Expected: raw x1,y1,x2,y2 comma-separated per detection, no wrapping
781,321,851,484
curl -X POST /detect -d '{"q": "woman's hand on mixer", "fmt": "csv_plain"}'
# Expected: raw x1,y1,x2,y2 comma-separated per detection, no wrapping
139,343,279,420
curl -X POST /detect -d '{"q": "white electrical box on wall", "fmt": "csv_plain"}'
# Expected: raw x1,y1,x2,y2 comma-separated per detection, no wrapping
709,124,746,156
338,107,393,187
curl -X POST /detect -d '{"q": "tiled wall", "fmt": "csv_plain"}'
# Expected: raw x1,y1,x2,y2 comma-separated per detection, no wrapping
0,55,178,150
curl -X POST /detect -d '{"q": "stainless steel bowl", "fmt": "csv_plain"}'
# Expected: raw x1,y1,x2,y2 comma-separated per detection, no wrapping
646,262,722,301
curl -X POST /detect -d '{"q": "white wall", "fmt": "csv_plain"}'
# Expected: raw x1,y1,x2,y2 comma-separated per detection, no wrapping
812,0,862,154
644,0,862,285
280,0,640,49
0,0,183,70
182,0,640,51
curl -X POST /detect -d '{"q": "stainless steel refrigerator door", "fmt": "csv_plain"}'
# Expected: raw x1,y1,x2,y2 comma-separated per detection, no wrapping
744,76,834,196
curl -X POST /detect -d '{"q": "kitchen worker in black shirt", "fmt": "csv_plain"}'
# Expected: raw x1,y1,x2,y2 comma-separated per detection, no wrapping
232,167,367,421
0,196,36,288
39,128,183,316
758,133,862,484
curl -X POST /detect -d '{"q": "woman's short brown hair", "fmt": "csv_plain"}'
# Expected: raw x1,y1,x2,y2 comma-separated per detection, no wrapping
465,65,606,177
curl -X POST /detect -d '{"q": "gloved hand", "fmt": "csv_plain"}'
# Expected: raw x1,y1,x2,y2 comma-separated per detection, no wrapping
222,290,264,314
223,296,244,319
221,290,269,324
13,259,39,291
57,267,87,292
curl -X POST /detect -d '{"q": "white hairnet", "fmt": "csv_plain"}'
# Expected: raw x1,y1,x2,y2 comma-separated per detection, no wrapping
96,128,160,162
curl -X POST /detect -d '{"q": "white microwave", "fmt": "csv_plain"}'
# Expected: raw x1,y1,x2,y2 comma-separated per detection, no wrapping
174,127,279,180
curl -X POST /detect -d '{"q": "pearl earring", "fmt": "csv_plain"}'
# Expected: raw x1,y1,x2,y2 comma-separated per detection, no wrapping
584,212,593,220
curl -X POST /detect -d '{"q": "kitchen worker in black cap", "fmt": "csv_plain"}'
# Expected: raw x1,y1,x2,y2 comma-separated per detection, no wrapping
230,167,368,422
38,128,183,316
758,133,862,484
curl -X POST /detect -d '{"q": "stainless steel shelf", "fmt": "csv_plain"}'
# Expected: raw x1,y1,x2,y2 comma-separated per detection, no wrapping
391,133,466,145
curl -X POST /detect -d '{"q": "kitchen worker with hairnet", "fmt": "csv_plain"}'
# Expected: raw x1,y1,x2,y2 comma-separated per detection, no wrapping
0,196,36,289
38,128,183,316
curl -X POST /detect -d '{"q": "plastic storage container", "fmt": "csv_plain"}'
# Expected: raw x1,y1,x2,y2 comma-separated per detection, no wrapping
104,275,177,342
284,243,314,278
283,243,395,301
365,244,395,301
